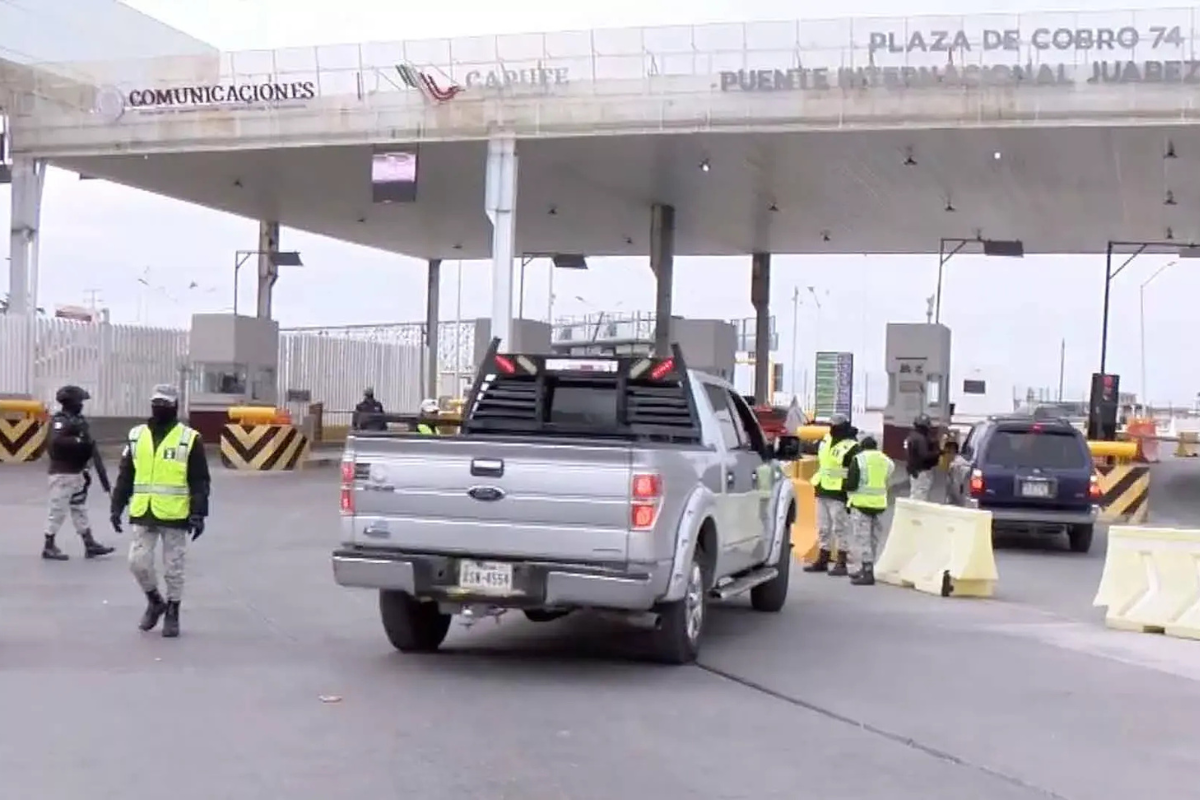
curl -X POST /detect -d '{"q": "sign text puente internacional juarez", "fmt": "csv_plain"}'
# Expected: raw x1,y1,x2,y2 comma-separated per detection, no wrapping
720,60,1200,91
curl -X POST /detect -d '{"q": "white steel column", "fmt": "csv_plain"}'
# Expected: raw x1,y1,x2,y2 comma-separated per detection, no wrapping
8,158,46,316
485,135,518,349
255,220,280,319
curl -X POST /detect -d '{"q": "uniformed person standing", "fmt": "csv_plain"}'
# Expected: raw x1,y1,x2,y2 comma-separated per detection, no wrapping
109,385,210,638
844,436,895,586
353,387,387,431
42,385,116,561
804,414,860,576
416,398,440,435
904,413,941,501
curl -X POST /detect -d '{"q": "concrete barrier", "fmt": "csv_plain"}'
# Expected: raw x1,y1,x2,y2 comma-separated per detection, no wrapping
1093,525,1200,640
874,498,998,598
219,424,310,471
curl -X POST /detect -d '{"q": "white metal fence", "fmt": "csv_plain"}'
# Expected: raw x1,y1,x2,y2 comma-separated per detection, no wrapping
0,314,423,419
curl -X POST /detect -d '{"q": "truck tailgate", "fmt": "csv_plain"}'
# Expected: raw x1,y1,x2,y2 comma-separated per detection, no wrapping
348,436,634,562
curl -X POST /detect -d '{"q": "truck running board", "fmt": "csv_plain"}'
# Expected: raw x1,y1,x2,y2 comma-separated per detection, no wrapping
710,567,778,600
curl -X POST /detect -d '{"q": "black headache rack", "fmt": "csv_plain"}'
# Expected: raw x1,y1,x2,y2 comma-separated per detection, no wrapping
460,338,702,443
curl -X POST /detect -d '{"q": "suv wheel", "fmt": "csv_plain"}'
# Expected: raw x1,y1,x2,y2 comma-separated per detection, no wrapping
379,590,451,653
652,549,708,665
751,505,793,612
1068,524,1094,554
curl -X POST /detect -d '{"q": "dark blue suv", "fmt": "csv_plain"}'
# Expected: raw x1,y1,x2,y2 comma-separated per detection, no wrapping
946,415,1100,553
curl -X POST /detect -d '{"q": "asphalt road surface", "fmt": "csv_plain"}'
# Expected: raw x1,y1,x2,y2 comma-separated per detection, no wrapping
3,460,1200,800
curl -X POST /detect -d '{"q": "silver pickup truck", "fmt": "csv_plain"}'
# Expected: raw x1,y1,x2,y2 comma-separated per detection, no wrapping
332,343,801,664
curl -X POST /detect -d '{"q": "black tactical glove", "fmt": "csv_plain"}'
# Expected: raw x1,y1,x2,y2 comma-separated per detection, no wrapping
189,516,206,541
109,511,123,534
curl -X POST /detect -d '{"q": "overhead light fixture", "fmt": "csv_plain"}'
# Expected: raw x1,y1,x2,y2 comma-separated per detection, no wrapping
1165,141,1177,159
944,200,955,213
1166,227,1175,240
698,158,711,172
980,239,1024,258
821,230,831,242
551,253,588,270
1165,190,1177,206
768,202,779,212
904,147,916,166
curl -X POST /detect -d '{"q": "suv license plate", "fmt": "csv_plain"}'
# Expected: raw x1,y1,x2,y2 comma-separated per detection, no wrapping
1020,480,1052,498
458,560,514,594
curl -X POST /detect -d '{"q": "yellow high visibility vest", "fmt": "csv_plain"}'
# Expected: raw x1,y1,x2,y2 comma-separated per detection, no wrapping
128,423,196,521
416,423,437,435
848,450,894,510
817,438,857,491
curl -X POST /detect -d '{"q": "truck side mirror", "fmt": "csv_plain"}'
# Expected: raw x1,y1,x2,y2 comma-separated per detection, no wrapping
774,435,802,461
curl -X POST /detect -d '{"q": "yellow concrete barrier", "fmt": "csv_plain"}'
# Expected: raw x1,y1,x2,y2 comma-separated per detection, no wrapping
1174,431,1199,458
1093,526,1200,640
796,425,829,442
874,498,999,598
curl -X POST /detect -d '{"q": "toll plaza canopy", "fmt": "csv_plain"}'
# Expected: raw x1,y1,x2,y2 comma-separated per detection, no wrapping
8,6,1200,258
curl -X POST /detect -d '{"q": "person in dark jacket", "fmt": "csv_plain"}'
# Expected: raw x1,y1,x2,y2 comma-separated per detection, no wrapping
804,414,860,576
110,385,210,638
42,384,115,561
904,413,941,501
353,387,387,431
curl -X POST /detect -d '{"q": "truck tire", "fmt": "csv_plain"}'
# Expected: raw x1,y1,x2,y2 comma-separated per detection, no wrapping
1068,524,1094,554
651,548,708,665
751,504,793,613
379,590,451,653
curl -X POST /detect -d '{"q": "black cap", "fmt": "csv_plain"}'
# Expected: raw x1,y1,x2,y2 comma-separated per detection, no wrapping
55,385,90,405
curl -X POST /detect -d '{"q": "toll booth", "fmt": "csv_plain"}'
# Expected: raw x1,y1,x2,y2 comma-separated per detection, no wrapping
882,323,952,459
185,313,279,443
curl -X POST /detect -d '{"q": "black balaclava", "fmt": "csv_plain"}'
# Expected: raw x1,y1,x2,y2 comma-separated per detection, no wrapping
150,400,178,426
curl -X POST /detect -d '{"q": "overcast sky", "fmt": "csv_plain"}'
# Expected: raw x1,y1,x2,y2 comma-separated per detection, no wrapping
5,0,1198,409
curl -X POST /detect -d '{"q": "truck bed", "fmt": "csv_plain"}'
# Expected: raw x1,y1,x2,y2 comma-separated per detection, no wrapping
343,434,702,564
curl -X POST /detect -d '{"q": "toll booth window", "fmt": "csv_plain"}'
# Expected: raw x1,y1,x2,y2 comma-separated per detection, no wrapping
250,367,276,402
193,363,248,395
545,380,618,428
926,377,941,406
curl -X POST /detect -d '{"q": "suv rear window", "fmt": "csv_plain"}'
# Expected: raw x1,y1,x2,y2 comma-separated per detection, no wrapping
983,429,1088,469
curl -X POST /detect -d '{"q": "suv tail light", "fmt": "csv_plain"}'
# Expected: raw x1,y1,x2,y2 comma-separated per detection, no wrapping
631,472,662,530
1089,472,1102,501
968,469,985,497
340,460,355,514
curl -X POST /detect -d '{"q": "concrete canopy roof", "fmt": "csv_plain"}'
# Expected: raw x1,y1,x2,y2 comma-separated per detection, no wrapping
56,123,1195,258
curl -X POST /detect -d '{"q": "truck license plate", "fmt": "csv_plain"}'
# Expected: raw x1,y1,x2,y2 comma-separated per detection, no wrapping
458,560,514,594
1020,480,1051,498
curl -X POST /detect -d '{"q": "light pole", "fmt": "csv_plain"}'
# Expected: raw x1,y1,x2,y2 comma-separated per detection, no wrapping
790,287,799,395
232,249,303,316
1139,259,1176,406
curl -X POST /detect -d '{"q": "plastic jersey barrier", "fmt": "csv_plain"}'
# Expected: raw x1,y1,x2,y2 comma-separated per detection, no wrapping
1093,525,1200,640
874,498,999,598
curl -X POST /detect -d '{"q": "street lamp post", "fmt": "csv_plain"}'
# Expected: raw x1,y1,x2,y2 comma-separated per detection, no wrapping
232,249,303,316
1139,259,1176,406
790,287,799,396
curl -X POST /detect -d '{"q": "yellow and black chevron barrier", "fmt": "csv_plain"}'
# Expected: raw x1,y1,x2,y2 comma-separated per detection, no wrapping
219,424,310,471
1097,463,1150,524
0,416,48,463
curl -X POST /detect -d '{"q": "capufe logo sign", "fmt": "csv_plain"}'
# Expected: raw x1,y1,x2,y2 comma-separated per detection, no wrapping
124,80,317,110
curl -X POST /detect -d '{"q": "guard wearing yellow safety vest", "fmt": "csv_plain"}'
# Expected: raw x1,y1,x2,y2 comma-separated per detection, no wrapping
803,414,860,576
843,435,895,586
416,398,440,435
110,384,211,638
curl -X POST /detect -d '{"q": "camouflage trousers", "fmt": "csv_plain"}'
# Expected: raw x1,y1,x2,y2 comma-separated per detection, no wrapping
128,524,190,602
909,470,935,502
46,472,91,536
816,496,849,550
849,508,885,564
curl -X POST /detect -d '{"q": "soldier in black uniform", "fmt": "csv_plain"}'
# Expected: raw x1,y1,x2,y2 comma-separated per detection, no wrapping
43,385,115,560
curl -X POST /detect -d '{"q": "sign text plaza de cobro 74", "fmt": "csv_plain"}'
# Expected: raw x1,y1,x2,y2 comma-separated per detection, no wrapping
719,22,1200,91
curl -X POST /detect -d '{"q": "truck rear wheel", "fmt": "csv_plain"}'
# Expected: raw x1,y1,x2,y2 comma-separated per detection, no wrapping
651,549,708,665
379,590,451,653
751,504,793,613
1068,524,1094,554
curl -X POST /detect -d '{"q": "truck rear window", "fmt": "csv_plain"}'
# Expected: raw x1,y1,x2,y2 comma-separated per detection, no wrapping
983,430,1088,469
547,382,619,428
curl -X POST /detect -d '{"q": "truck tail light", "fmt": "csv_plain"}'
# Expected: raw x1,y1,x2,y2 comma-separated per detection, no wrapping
631,472,662,530
968,469,985,497
1089,473,1102,501
340,460,355,514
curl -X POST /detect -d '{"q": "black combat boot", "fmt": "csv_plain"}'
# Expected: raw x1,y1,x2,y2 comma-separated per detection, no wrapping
162,601,181,638
803,548,831,573
828,551,849,577
850,562,875,586
139,590,168,631
41,534,68,561
80,529,114,559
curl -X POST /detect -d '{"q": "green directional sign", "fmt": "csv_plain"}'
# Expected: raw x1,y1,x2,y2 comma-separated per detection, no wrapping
814,351,854,420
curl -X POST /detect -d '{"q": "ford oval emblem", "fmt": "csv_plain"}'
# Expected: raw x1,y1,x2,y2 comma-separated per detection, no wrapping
467,486,505,502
